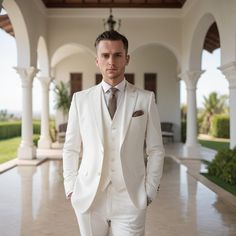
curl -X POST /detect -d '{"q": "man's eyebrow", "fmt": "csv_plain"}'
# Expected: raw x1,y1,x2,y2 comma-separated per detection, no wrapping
101,52,123,55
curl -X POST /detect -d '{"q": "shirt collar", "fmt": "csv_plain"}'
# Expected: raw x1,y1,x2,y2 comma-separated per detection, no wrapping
101,78,126,94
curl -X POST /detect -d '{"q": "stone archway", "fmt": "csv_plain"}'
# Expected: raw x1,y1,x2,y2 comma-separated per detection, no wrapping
51,43,96,129
189,13,217,70
3,0,30,67
181,13,221,157
129,43,180,141
3,1,38,159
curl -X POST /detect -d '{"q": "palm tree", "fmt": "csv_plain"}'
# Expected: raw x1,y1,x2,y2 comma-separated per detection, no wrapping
199,92,228,134
53,81,71,122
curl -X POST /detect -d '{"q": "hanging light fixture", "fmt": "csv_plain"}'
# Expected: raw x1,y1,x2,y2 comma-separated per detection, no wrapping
103,8,121,31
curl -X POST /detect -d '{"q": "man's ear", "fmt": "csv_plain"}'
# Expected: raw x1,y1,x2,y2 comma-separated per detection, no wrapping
126,55,130,65
95,57,99,67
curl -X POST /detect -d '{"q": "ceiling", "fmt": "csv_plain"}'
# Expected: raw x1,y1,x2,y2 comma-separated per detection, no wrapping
0,14,14,37
0,0,220,53
41,0,187,9
203,22,220,53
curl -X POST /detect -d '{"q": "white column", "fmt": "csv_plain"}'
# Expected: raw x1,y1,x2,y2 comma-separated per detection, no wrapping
180,70,204,157
15,67,39,160
37,77,52,149
219,61,236,149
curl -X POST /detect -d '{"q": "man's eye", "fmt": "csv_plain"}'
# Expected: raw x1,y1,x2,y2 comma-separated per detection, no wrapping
102,54,109,58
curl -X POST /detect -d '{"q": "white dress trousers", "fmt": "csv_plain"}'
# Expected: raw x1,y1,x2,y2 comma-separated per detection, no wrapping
74,183,147,236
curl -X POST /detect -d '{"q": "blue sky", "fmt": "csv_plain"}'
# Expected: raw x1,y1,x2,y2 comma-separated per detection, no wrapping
0,26,229,116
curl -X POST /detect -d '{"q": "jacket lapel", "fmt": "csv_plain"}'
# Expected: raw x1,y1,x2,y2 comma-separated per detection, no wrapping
89,84,104,147
120,82,137,147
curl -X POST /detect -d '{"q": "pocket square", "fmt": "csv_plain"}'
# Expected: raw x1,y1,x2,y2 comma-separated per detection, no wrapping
132,110,144,117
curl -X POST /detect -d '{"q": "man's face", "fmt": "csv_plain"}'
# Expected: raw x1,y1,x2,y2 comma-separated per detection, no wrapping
96,40,130,86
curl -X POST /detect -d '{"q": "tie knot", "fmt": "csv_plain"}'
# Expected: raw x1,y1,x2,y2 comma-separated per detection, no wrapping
110,87,118,95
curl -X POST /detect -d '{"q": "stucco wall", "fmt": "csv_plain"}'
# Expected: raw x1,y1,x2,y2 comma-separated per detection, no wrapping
129,44,180,141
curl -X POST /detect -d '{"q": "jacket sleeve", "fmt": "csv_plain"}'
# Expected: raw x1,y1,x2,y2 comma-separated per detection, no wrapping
63,93,82,197
145,92,165,200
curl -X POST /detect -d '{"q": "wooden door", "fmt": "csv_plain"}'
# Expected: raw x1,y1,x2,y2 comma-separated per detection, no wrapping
95,74,103,85
125,73,134,84
70,73,82,99
144,73,157,100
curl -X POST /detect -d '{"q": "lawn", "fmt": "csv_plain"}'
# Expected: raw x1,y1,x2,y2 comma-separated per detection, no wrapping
0,136,21,164
201,173,236,196
198,139,230,151
0,135,39,164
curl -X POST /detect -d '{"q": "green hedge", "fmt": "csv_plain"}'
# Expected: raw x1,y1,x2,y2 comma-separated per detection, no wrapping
210,115,229,138
204,147,236,185
0,121,41,140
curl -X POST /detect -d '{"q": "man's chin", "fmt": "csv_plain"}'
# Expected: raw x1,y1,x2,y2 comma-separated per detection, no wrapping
106,75,118,80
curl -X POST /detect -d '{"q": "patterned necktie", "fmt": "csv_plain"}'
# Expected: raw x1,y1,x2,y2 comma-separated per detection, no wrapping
108,87,118,119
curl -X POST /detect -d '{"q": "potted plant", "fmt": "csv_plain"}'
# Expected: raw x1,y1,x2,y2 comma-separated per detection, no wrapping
53,81,71,122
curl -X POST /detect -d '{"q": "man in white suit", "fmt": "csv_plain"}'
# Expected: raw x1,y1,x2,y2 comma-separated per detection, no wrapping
63,30,165,236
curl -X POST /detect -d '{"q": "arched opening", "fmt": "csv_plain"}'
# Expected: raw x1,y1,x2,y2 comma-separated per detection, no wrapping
51,43,96,129
183,13,229,144
198,22,228,138
0,8,19,117
130,43,180,141
0,8,20,163
2,0,30,67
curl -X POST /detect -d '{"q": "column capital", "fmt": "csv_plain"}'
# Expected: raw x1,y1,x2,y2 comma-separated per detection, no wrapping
14,67,39,88
37,76,52,89
218,61,236,88
38,76,52,84
179,70,205,90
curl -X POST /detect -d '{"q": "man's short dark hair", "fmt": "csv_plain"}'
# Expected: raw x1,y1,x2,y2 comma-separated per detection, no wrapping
94,30,129,53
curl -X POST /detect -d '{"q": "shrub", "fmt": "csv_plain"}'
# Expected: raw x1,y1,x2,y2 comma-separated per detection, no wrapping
33,121,41,134
210,115,229,138
0,122,21,140
0,121,41,139
206,147,236,185
33,135,40,147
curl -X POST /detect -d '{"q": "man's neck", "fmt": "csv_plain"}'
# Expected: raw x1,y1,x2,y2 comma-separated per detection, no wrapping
103,77,124,87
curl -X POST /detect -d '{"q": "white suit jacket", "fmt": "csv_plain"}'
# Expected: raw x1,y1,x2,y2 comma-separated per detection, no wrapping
63,81,165,213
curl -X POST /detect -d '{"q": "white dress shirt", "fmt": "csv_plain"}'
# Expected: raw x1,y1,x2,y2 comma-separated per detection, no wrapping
101,79,126,108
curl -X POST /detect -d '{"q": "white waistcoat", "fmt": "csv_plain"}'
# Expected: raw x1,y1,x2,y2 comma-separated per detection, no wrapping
99,92,126,192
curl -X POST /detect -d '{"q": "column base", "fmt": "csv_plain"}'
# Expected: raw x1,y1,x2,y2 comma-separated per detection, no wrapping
17,145,36,160
38,137,52,149
183,143,201,159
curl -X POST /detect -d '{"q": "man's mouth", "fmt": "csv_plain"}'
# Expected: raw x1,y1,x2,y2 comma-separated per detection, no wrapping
107,68,117,71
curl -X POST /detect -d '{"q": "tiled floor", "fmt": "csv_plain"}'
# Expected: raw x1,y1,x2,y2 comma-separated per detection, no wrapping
0,145,236,236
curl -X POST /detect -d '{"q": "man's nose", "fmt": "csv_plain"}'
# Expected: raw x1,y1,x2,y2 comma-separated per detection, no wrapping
108,55,115,65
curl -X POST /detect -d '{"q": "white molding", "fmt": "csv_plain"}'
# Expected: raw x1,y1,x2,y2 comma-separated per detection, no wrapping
47,8,183,19
181,0,198,17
